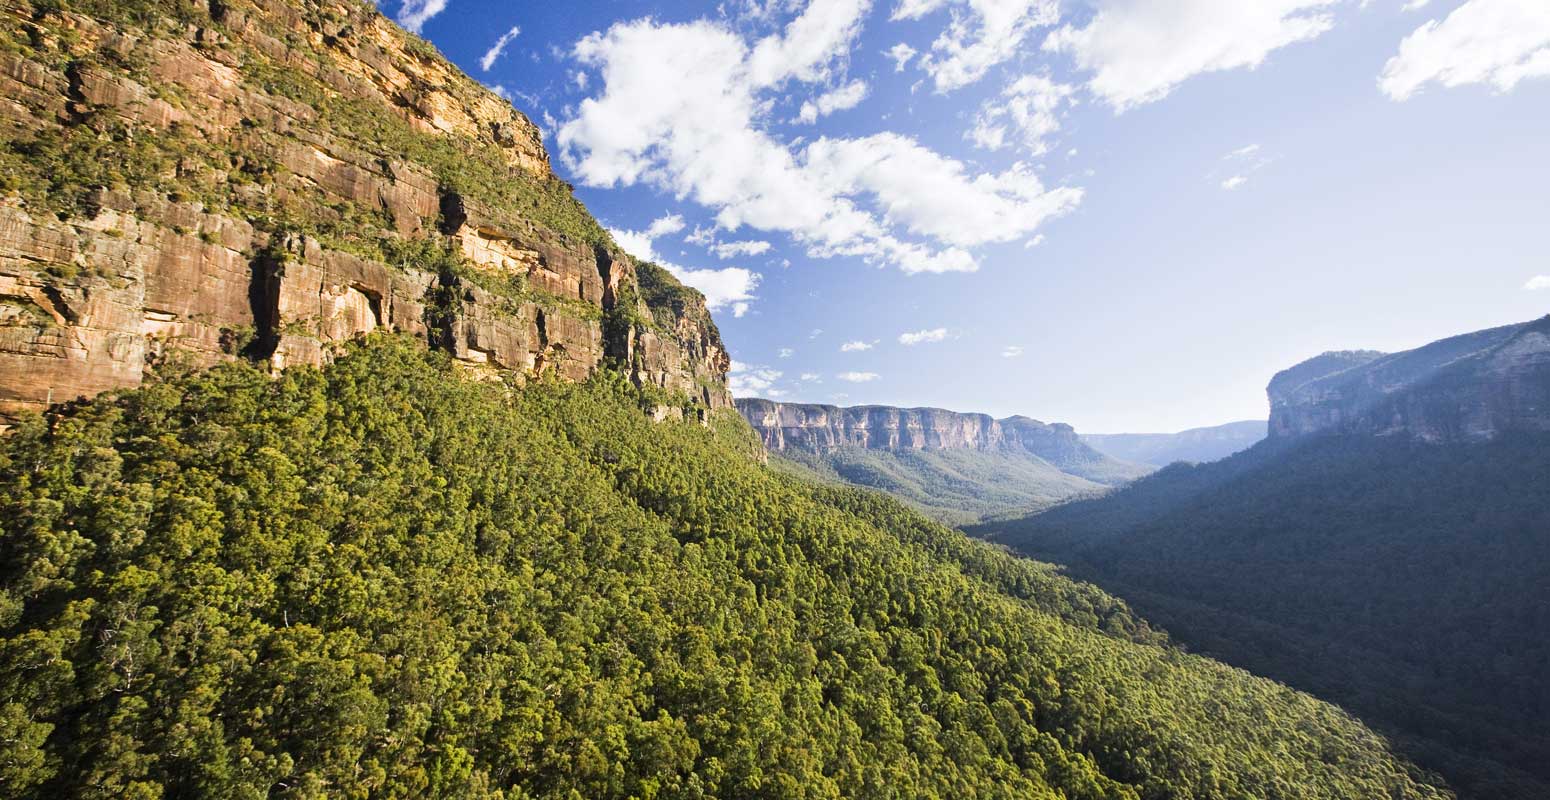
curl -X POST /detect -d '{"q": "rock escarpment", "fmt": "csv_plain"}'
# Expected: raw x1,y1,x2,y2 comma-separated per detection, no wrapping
1267,316,1550,443
0,0,730,424
736,399,1142,484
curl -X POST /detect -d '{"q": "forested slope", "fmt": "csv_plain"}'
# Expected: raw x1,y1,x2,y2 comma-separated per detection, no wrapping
0,337,1449,799
973,435,1550,800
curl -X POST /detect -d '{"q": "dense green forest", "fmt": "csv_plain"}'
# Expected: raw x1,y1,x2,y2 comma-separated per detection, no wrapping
973,435,1550,800
0,336,1449,799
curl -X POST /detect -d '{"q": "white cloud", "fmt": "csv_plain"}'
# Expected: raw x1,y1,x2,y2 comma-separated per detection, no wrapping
779,347,795,358
968,73,1075,155
1380,0,1550,100
1024,234,1045,248
898,327,949,345
488,84,513,101
886,42,918,71
1047,0,1338,110
797,79,870,123
608,214,684,264
712,240,774,258
898,0,1061,91
1402,0,1431,11
800,372,822,381
1525,275,1550,291
1216,143,1271,189
668,266,761,317
394,0,449,33
803,133,1083,251
729,361,785,397
810,328,824,338
841,339,876,352
646,215,687,238
480,26,522,71
609,216,761,316
1001,345,1024,358
558,7,1080,275
748,0,873,87
837,371,880,382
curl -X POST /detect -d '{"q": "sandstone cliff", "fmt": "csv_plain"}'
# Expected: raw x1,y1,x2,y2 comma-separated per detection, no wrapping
1267,316,1550,442
0,0,730,424
736,398,1144,485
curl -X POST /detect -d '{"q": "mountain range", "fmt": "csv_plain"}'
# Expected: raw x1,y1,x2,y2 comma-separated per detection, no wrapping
973,314,1550,800
736,399,1148,524
0,0,1538,798
1081,420,1266,467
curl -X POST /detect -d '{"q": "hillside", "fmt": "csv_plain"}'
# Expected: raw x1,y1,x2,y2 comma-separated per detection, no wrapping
1082,420,1266,467
1268,316,1550,441
739,399,1148,524
973,317,1550,800
0,0,730,426
0,336,1453,799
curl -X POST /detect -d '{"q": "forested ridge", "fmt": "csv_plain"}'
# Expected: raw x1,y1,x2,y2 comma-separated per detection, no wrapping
0,336,1448,799
973,434,1550,800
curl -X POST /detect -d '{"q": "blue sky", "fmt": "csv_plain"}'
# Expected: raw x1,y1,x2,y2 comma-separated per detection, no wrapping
389,0,1549,433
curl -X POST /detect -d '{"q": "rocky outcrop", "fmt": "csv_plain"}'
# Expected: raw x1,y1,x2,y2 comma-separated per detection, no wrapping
1267,316,1550,442
0,0,729,423
736,399,1144,484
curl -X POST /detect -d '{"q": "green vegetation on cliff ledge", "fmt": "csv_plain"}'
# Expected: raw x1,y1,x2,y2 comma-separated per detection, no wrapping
0,336,1446,799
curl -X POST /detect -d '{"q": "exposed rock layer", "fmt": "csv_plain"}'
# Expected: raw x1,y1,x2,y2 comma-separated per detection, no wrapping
0,0,730,423
736,398,1140,484
1267,316,1550,442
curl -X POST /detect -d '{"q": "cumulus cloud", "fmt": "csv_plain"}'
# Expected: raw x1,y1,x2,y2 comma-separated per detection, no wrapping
841,339,877,352
1221,175,1248,190
480,25,522,71
803,134,1082,250
969,73,1075,155
897,0,1061,91
711,240,774,258
1380,0,1550,100
1525,275,1550,291
1001,345,1024,358
394,0,449,33
1046,0,1338,110
898,327,949,345
837,371,881,382
800,372,822,381
779,347,795,358
797,79,870,123
886,42,918,71
729,361,785,397
748,0,873,87
609,215,761,317
558,5,1080,275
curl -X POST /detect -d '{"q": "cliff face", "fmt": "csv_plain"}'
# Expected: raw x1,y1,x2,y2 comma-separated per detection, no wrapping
736,398,1139,484
0,0,730,424
1267,316,1550,442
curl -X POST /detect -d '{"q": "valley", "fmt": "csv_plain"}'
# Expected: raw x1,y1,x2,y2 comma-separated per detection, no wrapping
0,0,1544,798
